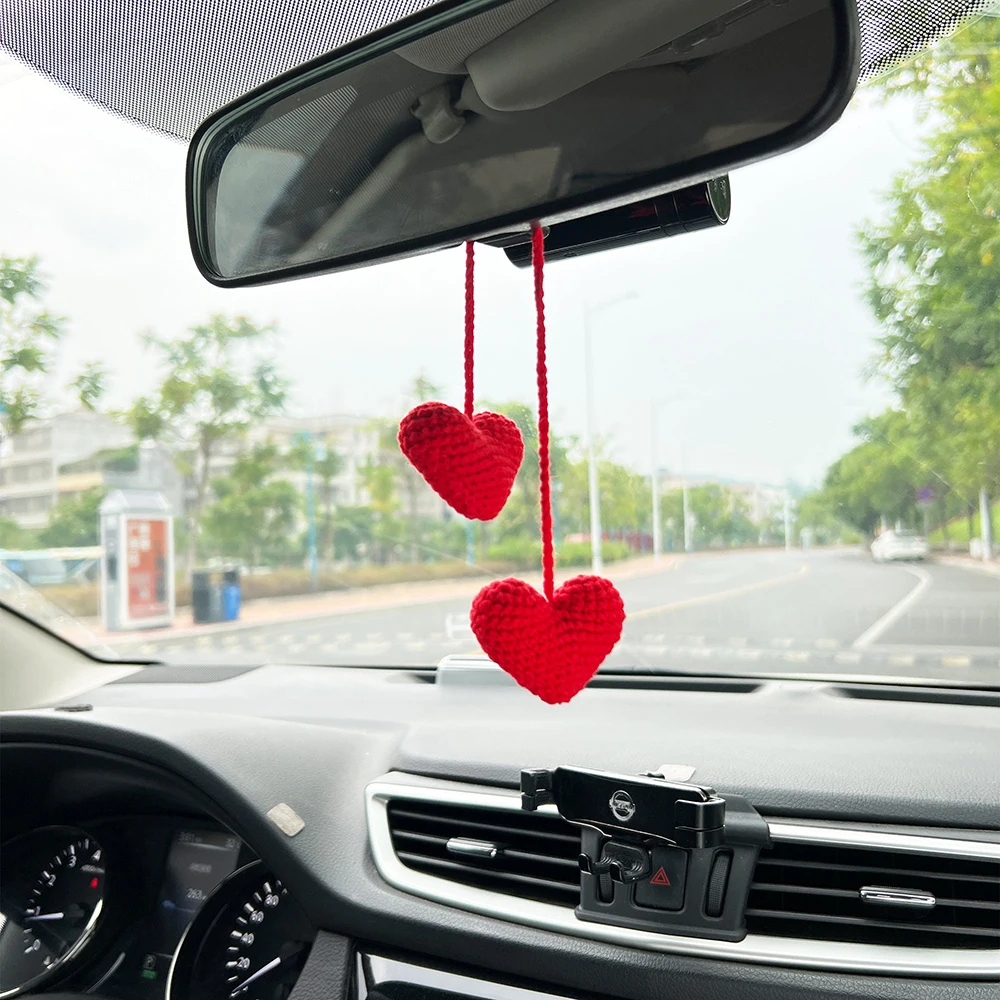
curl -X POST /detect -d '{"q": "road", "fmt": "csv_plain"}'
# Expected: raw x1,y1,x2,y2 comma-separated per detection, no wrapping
113,549,999,685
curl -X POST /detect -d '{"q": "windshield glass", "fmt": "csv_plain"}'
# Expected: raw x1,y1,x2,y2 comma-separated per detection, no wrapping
0,16,997,687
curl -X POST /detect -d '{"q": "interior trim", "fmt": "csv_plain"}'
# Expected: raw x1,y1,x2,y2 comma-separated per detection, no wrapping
365,772,999,979
358,952,576,1000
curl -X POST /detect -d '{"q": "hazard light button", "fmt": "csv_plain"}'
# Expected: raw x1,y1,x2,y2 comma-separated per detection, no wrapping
633,846,687,911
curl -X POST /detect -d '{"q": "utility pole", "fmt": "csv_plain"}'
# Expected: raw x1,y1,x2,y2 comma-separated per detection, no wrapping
980,487,993,562
680,442,693,554
784,490,793,553
584,309,603,573
582,292,638,573
299,431,319,591
650,399,661,561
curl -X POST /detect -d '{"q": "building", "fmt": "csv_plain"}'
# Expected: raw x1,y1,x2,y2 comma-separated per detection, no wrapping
251,414,379,508
0,411,133,528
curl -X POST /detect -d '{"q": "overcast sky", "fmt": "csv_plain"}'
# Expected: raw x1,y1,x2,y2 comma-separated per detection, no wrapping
0,53,924,487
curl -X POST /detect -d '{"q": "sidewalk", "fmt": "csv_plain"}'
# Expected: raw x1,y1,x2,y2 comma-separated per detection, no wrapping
93,553,679,646
934,554,1000,578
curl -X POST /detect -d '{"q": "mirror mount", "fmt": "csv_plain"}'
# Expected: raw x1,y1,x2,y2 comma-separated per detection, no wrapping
186,0,858,286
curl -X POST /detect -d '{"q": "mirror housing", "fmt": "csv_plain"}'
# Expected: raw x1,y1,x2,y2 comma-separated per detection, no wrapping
186,0,858,286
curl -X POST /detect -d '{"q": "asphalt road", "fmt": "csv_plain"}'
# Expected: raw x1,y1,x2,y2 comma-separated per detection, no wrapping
115,549,999,684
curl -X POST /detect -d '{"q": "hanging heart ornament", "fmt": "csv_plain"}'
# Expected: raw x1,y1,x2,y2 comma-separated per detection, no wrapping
398,402,523,520
471,575,625,704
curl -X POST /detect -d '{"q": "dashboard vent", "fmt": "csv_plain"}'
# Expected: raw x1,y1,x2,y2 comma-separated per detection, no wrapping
386,799,581,907
747,840,1000,949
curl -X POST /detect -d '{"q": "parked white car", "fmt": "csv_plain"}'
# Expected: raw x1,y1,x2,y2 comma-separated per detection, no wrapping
871,529,929,562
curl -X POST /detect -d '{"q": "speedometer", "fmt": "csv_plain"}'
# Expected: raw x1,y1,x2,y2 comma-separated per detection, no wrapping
0,827,106,998
167,862,315,1000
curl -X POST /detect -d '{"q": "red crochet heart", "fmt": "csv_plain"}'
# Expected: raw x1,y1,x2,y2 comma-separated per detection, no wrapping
398,401,523,521
470,575,625,704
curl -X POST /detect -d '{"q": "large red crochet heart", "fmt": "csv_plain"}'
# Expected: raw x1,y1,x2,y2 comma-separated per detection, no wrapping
398,401,523,521
470,575,625,704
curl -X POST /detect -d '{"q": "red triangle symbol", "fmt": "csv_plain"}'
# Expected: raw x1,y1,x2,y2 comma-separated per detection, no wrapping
650,866,671,886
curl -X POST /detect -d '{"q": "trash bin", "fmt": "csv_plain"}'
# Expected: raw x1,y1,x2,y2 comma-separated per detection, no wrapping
222,568,241,621
191,570,214,624
192,569,229,623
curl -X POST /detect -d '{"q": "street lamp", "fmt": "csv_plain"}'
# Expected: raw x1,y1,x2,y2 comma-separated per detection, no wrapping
650,395,686,561
584,292,637,573
296,430,320,592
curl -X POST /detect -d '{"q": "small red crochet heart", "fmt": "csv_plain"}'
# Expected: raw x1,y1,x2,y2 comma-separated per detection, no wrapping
470,575,625,704
398,401,523,521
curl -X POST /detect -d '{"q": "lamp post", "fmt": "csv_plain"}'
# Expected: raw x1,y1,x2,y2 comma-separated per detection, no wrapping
650,395,686,561
296,430,319,591
584,292,637,573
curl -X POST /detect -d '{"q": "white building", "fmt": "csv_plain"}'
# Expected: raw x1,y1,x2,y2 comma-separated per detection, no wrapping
0,411,133,528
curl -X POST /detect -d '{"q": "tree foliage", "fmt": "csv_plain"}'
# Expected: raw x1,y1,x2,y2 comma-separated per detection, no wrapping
201,444,300,567
38,488,103,548
0,255,65,434
812,18,999,536
123,315,287,567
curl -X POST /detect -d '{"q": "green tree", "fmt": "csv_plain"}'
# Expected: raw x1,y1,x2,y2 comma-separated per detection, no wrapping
69,362,108,413
123,315,287,569
858,16,1000,533
1,255,64,434
38,487,103,547
287,435,344,566
201,444,299,567
0,516,38,549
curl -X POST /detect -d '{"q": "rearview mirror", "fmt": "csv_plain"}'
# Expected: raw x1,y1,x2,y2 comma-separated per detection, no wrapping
187,0,858,286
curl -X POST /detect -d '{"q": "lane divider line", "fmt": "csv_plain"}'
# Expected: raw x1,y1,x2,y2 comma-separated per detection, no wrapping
628,563,809,620
852,565,932,649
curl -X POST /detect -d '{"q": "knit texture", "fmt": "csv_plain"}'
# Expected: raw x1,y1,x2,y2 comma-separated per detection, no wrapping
397,402,523,521
470,574,626,704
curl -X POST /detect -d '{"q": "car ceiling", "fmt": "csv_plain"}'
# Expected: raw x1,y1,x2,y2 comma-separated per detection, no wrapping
0,0,995,140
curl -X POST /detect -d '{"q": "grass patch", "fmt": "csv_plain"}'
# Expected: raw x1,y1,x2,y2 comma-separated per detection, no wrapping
928,500,999,546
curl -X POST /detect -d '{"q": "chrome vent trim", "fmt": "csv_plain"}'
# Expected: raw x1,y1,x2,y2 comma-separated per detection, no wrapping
365,773,1000,979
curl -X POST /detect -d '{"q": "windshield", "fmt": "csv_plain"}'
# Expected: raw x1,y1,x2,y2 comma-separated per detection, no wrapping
0,16,997,688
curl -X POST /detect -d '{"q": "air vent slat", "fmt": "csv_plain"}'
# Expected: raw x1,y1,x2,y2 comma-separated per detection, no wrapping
397,851,580,901
387,799,581,908
749,840,999,951
755,856,997,887
746,908,999,939
389,806,579,848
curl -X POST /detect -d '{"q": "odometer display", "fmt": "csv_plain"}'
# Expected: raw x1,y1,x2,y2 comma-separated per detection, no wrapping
0,827,106,997
168,863,314,1000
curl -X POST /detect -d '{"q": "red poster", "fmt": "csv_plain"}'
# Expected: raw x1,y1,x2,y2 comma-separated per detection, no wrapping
126,518,169,620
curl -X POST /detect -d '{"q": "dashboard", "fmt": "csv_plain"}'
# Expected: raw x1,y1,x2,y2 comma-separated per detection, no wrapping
1,661,998,1000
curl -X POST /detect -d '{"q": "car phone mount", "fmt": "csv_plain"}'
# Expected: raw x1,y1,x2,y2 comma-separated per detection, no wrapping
522,766,770,941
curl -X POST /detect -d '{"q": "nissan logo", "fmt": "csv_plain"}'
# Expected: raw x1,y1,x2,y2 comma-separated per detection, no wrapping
609,789,636,822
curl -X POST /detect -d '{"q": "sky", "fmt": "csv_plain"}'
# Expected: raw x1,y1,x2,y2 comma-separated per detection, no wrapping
0,52,926,488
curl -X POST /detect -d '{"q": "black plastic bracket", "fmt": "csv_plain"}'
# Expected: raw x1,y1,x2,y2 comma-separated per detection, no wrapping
521,766,770,941
521,766,726,849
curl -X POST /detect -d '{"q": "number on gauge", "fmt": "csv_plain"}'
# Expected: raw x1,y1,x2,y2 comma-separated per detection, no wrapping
0,831,106,997
225,879,306,999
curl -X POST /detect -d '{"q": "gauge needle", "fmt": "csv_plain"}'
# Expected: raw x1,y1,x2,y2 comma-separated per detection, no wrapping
25,912,65,922
231,956,281,997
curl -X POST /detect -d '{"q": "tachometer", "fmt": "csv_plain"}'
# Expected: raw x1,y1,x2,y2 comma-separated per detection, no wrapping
0,827,106,998
167,862,314,1000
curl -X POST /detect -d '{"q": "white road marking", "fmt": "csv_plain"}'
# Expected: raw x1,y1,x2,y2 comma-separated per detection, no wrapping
727,637,748,647
889,654,915,667
853,565,932,649
782,651,810,663
941,655,972,668
834,651,862,664
770,638,794,648
815,638,839,649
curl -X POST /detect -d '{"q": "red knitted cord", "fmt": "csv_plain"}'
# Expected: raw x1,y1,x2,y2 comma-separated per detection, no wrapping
532,226,554,602
464,241,475,419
